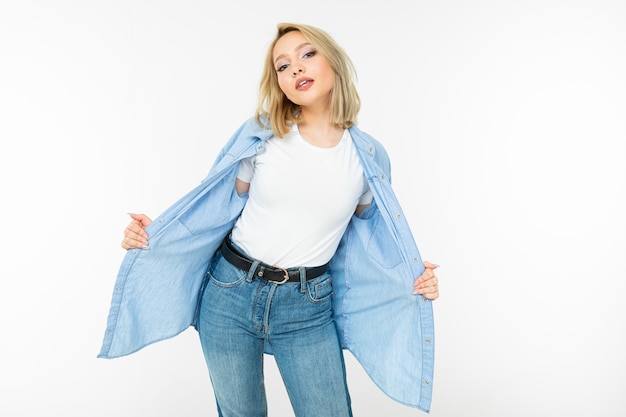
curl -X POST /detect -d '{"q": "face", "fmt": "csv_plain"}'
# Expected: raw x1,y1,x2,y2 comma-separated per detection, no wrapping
272,30,335,110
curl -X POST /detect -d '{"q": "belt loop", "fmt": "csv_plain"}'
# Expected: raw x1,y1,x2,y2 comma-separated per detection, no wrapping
299,266,307,292
246,260,260,282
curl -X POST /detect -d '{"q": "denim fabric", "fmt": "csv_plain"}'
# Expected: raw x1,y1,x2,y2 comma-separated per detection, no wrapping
99,117,434,412
197,247,352,417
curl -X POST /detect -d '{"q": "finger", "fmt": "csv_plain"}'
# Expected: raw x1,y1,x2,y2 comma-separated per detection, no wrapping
128,213,153,227
122,223,149,251
413,269,435,286
414,280,439,297
125,231,149,247
419,277,438,290
413,274,438,292
413,279,438,293
423,261,439,270
121,235,149,250
422,289,440,300
126,222,149,240
418,284,438,294
125,230,148,246
419,275,438,287
412,285,439,297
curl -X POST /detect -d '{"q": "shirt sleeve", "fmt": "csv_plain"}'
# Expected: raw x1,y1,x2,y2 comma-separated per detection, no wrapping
237,156,256,183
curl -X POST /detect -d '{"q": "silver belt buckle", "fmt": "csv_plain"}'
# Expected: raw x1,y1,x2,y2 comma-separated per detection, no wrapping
270,265,290,284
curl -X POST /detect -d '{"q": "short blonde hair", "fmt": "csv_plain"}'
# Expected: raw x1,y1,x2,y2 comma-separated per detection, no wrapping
255,23,361,137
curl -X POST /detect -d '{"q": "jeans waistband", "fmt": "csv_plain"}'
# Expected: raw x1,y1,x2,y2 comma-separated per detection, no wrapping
220,237,329,284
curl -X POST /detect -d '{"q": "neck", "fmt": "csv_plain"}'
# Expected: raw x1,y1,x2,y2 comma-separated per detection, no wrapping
299,103,331,126
297,119,343,148
297,102,344,148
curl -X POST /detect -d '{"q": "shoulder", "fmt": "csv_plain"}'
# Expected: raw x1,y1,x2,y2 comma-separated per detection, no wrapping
206,117,274,173
218,117,274,153
235,116,275,142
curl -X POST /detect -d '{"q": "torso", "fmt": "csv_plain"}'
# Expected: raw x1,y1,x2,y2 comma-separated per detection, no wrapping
230,124,369,267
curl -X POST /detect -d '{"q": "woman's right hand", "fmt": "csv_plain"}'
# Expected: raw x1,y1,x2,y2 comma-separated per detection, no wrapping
121,213,152,250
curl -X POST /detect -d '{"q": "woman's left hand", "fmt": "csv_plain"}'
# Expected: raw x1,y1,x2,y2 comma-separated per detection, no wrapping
413,261,440,300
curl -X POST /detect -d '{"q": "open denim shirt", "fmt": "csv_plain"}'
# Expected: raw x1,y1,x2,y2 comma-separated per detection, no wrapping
98,117,435,412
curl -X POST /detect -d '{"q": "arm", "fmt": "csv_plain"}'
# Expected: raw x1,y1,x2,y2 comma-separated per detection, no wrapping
354,204,369,216
235,178,250,195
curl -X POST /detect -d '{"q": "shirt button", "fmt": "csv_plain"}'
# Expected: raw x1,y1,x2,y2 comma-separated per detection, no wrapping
424,380,430,385
425,339,431,344
412,257,419,262
396,214,402,219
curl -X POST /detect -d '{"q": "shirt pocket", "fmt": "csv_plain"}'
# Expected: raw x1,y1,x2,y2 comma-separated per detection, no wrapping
356,206,403,269
178,174,245,236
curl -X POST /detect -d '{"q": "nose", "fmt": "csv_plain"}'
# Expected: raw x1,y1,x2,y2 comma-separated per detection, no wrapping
292,65,304,76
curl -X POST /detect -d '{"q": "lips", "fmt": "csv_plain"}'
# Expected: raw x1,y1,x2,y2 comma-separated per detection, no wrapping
295,77,314,91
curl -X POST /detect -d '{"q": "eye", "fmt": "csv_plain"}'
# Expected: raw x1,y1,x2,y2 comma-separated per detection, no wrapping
302,50,316,59
276,63,289,72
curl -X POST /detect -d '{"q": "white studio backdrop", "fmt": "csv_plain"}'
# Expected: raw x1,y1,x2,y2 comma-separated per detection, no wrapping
1,1,624,416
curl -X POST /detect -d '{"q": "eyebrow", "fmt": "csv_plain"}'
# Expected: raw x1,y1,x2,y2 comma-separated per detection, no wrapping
274,42,312,64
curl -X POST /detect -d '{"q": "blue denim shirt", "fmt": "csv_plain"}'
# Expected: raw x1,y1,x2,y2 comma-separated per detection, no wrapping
98,117,435,412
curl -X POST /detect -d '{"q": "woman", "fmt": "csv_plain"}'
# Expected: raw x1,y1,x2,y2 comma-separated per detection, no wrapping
104,23,439,416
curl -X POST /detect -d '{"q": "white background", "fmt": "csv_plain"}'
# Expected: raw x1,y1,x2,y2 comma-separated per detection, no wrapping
1,1,625,416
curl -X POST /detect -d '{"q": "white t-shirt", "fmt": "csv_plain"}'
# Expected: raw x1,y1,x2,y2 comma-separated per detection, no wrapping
230,124,372,268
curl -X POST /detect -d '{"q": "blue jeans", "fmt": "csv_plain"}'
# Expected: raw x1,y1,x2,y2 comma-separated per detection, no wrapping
197,249,353,417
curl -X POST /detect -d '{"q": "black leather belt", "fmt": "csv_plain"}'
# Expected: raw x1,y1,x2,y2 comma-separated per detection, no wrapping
220,238,329,284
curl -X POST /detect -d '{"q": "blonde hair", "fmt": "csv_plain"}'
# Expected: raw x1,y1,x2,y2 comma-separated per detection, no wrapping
255,23,361,137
